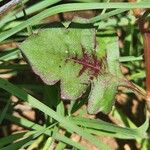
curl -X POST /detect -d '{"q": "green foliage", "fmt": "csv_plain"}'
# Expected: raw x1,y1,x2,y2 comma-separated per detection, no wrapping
88,74,118,114
20,21,95,100
20,20,144,114
19,19,130,114
0,0,150,149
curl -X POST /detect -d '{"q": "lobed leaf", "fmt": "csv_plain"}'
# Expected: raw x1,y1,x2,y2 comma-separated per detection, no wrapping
19,19,137,114
20,22,99,100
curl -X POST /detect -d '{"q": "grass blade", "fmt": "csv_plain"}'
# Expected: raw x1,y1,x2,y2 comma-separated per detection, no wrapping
0,132,26,148
1,2,150,42
0,78,110,150
0,0,61,27
72,117,148,139
0,99,11,124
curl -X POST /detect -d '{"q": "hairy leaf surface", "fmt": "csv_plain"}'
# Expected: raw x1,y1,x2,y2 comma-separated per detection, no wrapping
20,25,99,99
19,21,126,114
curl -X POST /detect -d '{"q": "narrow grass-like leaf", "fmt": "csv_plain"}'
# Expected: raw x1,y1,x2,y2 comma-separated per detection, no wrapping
4,113,46,131
1,2,150,42
23,135,44,150
55,141,67,150
1,125,53,150
90,8,129,23
0,0,61,27
130,71,145,80
72,117,148,139
54,133,87,150
0,136,33,150
0,132,26,148
0,78,110,150
42,137,53,150
119,56,143,62
0,64,29,70
0,49,21,61
0,99,10,124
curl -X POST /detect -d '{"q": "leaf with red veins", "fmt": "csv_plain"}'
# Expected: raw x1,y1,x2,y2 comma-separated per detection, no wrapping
19,20,128,114
68,46,102,77
19,25,99,100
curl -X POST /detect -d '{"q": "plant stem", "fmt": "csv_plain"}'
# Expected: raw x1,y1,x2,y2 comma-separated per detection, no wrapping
138,13,150,106
128,0,150,108
144,33,150,93
0,0,22,18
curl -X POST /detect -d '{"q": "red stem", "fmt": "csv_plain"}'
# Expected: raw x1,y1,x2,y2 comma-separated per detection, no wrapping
144,33,150,93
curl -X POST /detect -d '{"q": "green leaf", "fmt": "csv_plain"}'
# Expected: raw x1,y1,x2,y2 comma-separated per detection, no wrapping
72,117,148,139
1,2,150,42
19,20,137,114
0,132,26,148
87,34,122,114
20,21,97,100
19,21,122,114
106,37,120,76
0,78,110,150
88,74,118,114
